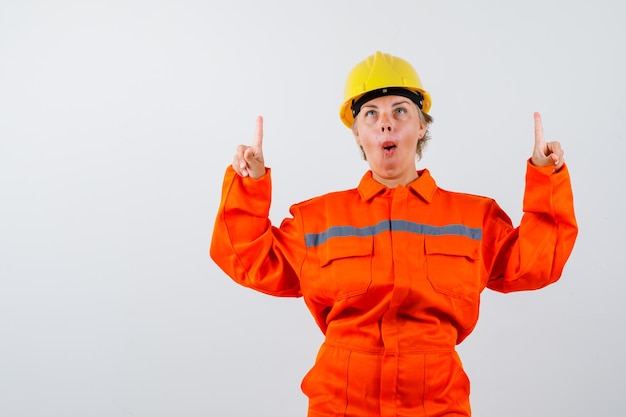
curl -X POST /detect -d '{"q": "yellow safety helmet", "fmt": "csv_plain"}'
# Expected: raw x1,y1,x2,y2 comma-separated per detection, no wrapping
339,51,432,128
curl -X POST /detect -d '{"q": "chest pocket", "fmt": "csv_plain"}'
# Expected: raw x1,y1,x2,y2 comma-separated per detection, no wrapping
425,235,481,299
320,236,373,300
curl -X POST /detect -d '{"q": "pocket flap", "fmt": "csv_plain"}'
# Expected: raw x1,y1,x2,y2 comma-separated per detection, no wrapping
425,235,479,259
320,236,373,267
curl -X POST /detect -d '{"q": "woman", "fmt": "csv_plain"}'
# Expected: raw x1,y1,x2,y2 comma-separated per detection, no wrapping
210,51,578,416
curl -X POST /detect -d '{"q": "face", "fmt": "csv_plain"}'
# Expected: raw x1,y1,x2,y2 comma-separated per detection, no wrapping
353,95,427,188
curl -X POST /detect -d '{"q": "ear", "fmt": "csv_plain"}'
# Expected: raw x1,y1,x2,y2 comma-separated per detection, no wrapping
417,119,427,140
353,125,362,147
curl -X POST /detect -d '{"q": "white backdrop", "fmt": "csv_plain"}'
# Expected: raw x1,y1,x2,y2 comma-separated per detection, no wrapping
1,0,624,416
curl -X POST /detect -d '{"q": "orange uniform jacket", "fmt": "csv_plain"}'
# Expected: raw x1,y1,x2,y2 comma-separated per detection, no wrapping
210,162,578,417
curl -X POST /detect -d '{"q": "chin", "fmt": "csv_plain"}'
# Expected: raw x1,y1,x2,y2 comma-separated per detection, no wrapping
378,164,400,175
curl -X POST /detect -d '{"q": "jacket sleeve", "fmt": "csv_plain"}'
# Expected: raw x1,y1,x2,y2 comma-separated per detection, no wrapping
485,160,578,293
209,166,304,297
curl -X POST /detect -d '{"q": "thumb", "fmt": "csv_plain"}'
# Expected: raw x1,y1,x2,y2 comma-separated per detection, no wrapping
242,141,265,178
244,146,256,161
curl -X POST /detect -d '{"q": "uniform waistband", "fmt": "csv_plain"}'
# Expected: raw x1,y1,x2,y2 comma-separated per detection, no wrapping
323,339,455,356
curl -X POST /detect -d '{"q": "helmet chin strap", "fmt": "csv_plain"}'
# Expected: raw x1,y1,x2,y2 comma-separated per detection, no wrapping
351,87,424,119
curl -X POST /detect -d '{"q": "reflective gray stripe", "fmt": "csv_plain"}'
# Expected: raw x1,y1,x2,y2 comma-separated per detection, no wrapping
305,220,482,248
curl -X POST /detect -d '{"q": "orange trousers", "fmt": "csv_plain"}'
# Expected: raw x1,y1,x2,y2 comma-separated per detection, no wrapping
302,343,471,417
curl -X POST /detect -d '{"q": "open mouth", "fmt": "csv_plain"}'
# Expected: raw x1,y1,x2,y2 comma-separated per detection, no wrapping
382,141,397,152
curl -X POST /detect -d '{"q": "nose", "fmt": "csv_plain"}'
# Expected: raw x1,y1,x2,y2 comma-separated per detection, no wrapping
380,113,392,132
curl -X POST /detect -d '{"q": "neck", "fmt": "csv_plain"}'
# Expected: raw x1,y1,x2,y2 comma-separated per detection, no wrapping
373,171,419,188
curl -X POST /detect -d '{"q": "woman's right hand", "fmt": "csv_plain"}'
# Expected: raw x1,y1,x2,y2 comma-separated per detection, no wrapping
232,115,266,178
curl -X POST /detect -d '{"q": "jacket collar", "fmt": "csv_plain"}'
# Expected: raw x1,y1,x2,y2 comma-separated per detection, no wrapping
357,169,437,203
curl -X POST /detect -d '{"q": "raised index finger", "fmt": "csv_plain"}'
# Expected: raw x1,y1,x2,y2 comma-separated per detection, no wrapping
534,111,545,147
253,115,263,149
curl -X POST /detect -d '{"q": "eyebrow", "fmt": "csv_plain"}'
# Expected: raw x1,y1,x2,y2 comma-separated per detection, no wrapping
361,99,411,109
